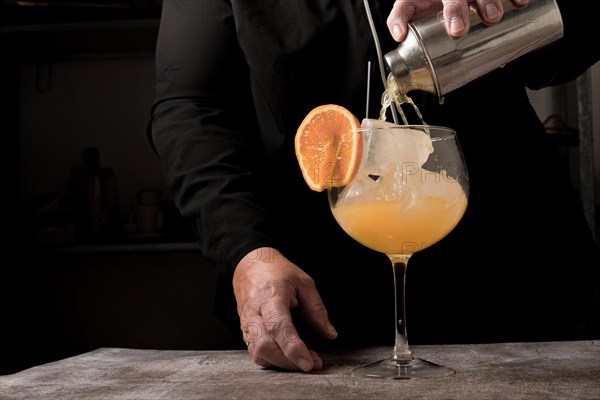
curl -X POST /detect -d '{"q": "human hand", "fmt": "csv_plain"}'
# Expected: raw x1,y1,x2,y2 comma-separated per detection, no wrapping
232,247,338,372
387,0,530,42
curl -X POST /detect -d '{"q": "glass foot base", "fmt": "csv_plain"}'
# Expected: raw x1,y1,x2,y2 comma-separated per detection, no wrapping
352,357,455,379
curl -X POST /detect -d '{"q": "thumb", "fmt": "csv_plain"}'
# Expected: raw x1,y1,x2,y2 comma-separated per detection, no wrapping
387,1,414,42
298,280,338,340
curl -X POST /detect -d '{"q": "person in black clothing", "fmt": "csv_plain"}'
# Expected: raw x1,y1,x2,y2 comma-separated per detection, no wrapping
149,0,600,372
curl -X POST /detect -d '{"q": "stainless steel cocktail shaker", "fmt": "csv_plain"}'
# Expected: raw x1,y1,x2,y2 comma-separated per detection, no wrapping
383,0,564,99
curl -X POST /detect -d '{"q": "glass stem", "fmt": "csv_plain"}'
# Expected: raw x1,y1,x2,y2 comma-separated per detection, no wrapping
390,255,412,361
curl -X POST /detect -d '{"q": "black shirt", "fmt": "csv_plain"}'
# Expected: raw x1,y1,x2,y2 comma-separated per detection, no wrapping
150,0,600,347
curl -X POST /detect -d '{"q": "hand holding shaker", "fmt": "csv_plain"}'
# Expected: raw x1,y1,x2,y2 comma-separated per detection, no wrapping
384,0,564,100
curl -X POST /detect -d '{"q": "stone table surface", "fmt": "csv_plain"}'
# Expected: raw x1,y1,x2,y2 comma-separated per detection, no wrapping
1,341,599,399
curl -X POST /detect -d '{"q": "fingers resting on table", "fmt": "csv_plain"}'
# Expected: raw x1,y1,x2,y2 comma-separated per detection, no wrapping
233,247,337,372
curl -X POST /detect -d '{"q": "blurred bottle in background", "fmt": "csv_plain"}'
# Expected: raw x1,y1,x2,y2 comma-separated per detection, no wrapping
70,147,119,243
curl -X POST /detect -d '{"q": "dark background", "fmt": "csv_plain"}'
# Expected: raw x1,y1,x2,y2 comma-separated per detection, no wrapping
1,0,235,375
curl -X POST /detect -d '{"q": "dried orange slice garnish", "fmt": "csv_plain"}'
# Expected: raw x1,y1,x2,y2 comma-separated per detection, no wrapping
294,104,362,192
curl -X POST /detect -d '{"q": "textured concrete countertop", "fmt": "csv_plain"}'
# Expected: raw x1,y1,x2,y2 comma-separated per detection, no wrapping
1,341,598,399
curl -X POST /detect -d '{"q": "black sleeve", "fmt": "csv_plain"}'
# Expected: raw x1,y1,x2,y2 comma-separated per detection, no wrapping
520,0,600,89
149,0,274,277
